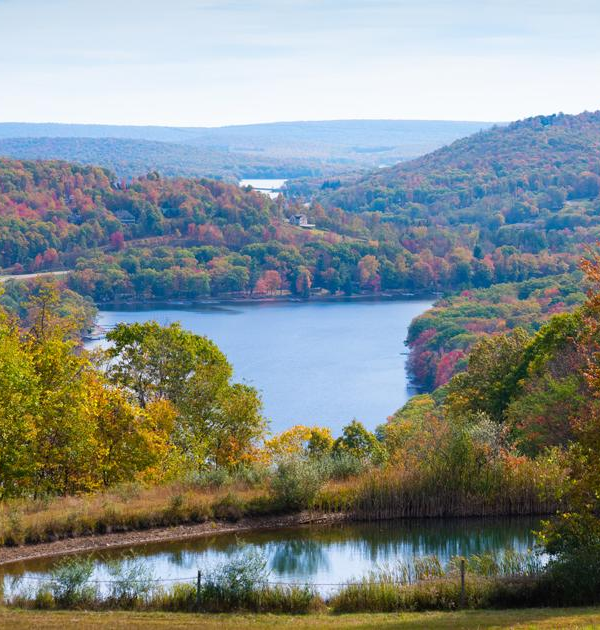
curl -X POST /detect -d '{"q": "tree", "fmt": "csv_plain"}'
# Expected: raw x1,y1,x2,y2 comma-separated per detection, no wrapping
358,255,380,291
446,328,531,422
109,231,125,251
538,251,600,601
254,269,282,295
0,317,38,498
294,267,312,298
333,420,384,463
106,321,267,470
105,321,228,408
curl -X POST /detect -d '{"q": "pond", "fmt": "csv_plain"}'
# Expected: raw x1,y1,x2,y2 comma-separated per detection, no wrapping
89,297,433,434
2,518,542,596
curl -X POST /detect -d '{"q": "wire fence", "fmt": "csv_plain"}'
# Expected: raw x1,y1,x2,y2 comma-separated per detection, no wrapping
6,573,355,587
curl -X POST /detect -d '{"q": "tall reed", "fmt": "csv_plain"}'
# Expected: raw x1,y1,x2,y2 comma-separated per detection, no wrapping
350,455,561,519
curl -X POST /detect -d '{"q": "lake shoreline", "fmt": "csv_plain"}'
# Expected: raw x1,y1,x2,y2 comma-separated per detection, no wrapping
93,288,440,310
0,512,351,567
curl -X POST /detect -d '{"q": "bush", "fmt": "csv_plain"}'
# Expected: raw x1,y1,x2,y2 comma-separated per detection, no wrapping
199,544,268,611
105,554,155,607
47,556,97,607
211,493,245,521
232,464,269,487
192,467,231,489
320,452,364,480
271,457,326,510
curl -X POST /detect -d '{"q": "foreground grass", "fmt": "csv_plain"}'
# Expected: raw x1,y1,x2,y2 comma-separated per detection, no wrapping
3,607,600,629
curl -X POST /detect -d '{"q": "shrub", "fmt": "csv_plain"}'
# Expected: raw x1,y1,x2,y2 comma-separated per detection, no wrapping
192,467,231,489
211,493,245,521
321,451,364,480
105,554,156,607
47,556,97,607
271,457,326,510
199,544,268,611
232,464,269,487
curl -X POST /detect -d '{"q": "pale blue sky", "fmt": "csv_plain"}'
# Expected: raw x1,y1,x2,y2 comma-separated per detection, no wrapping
1,0,599,125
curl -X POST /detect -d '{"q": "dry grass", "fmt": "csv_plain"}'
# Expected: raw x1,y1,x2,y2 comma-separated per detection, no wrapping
0,481,274,546
0,454,560,548
348,459,559,520
3,607,600,629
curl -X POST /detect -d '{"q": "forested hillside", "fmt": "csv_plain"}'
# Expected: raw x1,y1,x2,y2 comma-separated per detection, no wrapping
0,137,332,181
6,154,573,305
318,111,600,213
306,111,600,387
2,112,599,379
407,273,586,390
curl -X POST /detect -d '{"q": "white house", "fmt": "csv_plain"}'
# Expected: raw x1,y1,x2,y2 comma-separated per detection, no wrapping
289,214,315,229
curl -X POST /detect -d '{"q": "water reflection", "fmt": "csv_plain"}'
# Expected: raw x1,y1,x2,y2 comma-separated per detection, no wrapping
3,517,541,591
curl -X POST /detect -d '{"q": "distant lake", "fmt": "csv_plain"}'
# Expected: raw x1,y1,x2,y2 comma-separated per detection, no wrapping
239,178,286,198
90,298,432,434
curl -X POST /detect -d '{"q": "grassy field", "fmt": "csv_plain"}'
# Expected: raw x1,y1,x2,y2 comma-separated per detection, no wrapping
2,608,600,629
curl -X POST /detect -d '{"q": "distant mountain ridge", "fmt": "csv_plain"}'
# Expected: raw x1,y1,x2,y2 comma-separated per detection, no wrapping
0,120,496,178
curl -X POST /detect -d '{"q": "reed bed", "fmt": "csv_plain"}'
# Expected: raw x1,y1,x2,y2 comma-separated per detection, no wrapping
8,583,323,614
348,457,561,519
330,551,549,612
0,451,563,547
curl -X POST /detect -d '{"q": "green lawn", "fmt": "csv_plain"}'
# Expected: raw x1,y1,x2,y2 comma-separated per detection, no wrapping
3,608,600,630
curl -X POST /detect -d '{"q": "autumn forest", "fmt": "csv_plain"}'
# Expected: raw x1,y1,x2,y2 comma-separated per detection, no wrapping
2,109,600,616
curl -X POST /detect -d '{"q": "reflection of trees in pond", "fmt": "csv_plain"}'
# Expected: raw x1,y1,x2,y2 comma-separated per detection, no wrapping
163,550,196,569
268,538,329,576
5,517,541,584
343,518,540,565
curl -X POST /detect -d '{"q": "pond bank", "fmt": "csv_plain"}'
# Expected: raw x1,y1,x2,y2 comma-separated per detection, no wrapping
0,511,349,567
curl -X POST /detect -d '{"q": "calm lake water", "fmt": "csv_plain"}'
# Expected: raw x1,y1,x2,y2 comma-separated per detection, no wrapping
91,298,432,434
239,178,287,198
2,518,541,595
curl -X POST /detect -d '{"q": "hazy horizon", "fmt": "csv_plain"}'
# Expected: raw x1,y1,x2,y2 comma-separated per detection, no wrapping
0,117,502,129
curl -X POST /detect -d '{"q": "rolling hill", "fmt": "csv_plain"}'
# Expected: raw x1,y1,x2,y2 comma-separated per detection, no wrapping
0,137,328,182
0,120,495,176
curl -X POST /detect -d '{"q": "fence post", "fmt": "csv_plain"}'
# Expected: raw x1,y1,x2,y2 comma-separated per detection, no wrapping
460,558,465,608
196,569,202,611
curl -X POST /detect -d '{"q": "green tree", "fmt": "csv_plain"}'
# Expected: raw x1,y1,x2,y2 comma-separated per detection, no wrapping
446,328,531,422
106,321,266,469
333,420,384,463
105,321,228,408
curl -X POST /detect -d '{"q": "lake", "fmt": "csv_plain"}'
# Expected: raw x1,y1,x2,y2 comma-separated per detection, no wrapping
239,178,287,198
90,297,432,434
2,518,541,596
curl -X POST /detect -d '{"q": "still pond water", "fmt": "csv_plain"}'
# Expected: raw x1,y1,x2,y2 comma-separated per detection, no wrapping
2,518,541,595
91,297,432,434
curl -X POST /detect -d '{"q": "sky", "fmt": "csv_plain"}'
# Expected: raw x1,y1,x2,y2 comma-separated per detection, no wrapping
0,0,599,126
